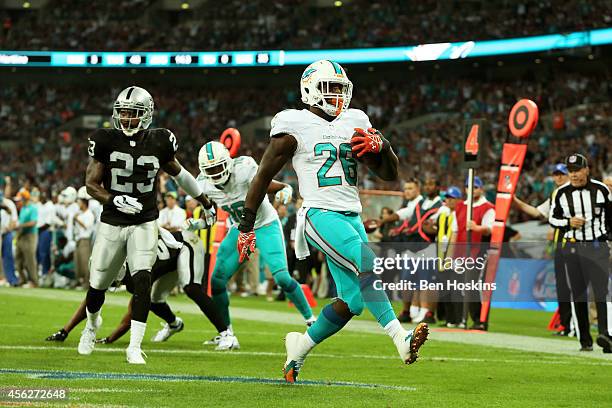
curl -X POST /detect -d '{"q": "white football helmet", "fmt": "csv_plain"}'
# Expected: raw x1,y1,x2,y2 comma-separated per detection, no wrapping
60,187,77,205
77,186,91,200
300,60,353,117
198,141,234,186
112,86,154,137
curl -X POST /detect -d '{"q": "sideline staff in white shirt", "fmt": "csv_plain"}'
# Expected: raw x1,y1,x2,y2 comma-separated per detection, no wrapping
158,191,186,233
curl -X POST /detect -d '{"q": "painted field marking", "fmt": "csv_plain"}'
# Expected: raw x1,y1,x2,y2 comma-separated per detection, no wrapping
0,369,415,391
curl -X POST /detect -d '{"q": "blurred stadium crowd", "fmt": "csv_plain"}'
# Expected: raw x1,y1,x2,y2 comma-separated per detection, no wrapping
1,0,612,51
1,71,610,219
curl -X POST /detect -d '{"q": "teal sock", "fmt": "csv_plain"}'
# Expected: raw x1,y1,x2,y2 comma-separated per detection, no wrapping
212,291,231,327
284,281,313,320
360,273,396,327
306,303,352,344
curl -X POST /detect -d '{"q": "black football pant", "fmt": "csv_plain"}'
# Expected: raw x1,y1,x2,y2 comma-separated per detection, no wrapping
562,242,611,347
553,250,572,331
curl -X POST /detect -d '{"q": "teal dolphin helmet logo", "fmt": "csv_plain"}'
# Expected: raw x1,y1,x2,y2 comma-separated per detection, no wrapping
301,68,316,79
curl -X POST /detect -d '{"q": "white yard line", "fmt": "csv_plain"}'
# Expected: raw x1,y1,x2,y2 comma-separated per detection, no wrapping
0,345,610,366
2,288,611,361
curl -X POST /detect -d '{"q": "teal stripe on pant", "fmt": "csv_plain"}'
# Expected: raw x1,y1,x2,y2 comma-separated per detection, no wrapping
305,208,396,327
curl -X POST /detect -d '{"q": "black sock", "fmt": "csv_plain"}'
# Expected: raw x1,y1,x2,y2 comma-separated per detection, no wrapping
130,270,151,323
85,287,106,314
150,302,177,325
183,283,228,333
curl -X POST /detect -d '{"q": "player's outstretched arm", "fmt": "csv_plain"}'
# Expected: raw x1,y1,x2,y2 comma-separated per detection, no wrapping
237,135,296,262
86,159,112,204
162,159,213,209
242,134,297,220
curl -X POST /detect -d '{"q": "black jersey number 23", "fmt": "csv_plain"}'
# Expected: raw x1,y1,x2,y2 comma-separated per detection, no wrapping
110,151,160,194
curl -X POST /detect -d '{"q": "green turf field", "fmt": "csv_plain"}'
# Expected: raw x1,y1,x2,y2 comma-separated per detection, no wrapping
0,287,610,407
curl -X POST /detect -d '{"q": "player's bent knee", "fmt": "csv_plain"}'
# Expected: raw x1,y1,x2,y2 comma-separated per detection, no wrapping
273,271,297,292
342,294,364,316
332,298,361,318
183,283,203,299
132,270,152,296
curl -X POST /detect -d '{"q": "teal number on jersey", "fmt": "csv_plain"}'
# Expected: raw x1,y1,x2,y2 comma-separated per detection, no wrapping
338,143,357,186
314,142,357,187
221,201,245,223
314,143,342,187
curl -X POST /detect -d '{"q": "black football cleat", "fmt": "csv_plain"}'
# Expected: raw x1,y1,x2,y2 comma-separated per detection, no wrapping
45,329,68,342
596,335,612,353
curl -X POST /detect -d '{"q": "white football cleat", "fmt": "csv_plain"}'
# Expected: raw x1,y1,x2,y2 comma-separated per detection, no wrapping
215,333,240,351
151,317,184,342
283,332,307,383
305,316,317,327
126,347,147,364
396,322,429,364
77,315,102,355
203,335,221,346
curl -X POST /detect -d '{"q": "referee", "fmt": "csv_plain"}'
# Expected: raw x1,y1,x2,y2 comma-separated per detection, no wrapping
513,163,571,335
549,153,611,353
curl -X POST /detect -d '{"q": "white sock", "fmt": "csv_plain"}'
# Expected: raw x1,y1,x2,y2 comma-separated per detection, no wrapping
298,332,317,355
227,324,234,336
409,306,420,319
129,320,147,349
86,309,100,329
415,307,429,322
384,319,407,343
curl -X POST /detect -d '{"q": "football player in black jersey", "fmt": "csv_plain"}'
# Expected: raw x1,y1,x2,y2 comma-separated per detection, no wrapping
47,229,237,350
80,86,216,364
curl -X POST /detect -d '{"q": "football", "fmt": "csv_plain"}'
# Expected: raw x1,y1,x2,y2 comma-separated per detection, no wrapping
351,131,380,167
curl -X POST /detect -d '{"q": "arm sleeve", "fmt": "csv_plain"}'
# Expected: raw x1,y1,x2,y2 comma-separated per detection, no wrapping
451,213,458,233
174,167,203,198
549,189,570,228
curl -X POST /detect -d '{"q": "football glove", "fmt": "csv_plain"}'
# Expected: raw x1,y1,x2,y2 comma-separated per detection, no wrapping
112,195,143,215
351,127,386,158
202,205,217,227
274,185,293,205
237,230,256,263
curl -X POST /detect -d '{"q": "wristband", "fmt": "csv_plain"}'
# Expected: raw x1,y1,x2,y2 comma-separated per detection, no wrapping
238,207,257,232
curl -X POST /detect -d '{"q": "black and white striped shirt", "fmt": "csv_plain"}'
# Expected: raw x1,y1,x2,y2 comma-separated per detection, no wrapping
549,179,612,241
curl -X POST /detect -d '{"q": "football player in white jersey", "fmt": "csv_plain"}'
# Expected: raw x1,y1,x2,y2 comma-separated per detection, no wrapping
189,141,315,348
237,60,429,382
